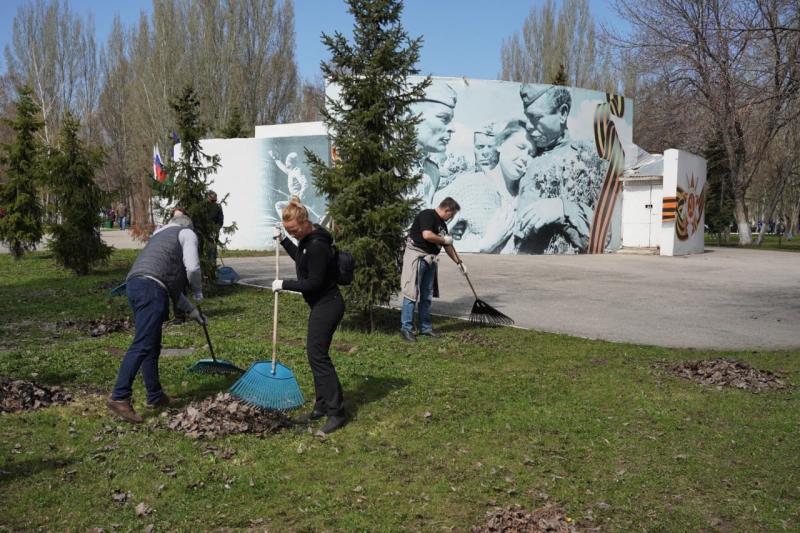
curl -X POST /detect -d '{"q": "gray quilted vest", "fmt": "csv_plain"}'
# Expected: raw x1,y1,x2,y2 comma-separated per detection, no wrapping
127,226,190,300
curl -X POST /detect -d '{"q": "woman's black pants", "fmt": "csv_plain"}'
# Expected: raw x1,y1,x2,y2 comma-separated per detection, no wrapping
306,291,345,416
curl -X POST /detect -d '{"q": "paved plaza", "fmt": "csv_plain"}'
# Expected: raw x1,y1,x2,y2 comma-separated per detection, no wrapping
5,230,796,350
223,246,800,351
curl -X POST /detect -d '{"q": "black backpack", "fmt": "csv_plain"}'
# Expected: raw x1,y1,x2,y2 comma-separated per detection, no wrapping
332,245,355,285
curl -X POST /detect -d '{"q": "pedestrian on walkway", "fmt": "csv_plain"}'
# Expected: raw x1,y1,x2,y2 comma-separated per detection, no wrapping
399,197,463,342
107,208,205,423
119,205,128,231
272,196,347,435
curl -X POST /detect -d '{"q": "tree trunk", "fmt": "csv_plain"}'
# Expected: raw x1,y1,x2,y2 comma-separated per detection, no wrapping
733,195,752,245
787,201,800,240
369,307,374,334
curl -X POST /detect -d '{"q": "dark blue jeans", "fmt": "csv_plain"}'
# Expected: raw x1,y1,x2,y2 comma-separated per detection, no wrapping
401,259,436,334
111,276,169,403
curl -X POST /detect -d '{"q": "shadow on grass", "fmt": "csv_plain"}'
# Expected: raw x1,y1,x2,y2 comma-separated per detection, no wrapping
340,306,401,336
176,374,242,404
0,457,77,486
344,374,411,420
339,301,492,337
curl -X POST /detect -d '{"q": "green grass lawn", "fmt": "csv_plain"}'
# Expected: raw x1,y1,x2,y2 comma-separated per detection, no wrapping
706,233,800,252
1,251,798,531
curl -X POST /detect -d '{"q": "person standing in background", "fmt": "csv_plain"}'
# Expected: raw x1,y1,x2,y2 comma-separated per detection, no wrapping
207,190,224,263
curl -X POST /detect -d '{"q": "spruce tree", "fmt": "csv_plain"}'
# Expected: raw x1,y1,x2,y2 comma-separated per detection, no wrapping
163,85,221,284
307,0,430,331
47,113,112,275
219,106,247,138
0,86,45,259
702,136,735,244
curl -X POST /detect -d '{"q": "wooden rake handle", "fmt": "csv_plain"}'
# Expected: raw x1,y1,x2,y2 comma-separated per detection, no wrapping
272,232,280,374
446,244,479,300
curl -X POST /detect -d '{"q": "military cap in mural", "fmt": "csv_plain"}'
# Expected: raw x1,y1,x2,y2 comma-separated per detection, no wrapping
420,81,457,108
519,84,573,111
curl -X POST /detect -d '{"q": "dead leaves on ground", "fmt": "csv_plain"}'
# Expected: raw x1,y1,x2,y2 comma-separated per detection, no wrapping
164,393,290,439
666,358,787,392
473,503,579,532
0,375,73,413
58,316,132,337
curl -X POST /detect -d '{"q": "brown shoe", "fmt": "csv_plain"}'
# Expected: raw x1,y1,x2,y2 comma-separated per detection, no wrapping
106,397,143,423
145,393,172,409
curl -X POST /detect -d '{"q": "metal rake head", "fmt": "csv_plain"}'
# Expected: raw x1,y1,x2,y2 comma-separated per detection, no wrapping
470,298,514,327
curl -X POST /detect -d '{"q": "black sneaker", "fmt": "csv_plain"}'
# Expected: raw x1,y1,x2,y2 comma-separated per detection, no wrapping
400,330,417,343
316,415,347,436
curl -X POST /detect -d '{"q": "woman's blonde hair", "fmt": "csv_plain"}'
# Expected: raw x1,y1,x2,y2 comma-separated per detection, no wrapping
282,196,309,223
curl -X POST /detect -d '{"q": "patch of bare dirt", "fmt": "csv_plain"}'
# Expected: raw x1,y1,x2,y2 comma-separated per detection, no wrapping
451,331,498,348
164,393,290,439
0,375,73,413
334,341,358,354
666,358,787,392
473,503,579,532
59,316,132,337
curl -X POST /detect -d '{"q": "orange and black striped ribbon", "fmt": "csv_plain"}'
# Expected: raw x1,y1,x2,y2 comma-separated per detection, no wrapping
662,196,678,221
588,94,626,254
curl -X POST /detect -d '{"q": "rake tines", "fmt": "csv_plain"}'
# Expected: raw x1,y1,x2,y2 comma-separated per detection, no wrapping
229,361,305,411
449,246,514,327
469,298,514,327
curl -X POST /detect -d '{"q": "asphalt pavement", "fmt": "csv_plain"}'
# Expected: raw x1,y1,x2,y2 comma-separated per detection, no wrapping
222,246,800,351
5,230,796,350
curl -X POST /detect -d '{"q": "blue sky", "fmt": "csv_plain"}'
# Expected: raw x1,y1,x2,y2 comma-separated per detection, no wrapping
0,0,625,81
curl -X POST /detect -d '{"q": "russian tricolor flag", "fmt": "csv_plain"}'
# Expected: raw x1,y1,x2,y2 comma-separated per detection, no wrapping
153,144,167,182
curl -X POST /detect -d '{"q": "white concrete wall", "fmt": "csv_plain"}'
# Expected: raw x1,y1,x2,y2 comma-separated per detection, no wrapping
254,121,327,139
174,127,331,251
660,149,707,256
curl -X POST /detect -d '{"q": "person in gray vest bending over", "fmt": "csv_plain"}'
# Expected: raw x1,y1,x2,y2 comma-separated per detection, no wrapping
107,208,205,423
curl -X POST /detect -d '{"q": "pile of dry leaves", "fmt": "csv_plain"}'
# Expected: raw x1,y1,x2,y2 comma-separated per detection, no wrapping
165,393,289,439
0,375,73,413
58,317,132,337
473,504,579,532
667,359,787,392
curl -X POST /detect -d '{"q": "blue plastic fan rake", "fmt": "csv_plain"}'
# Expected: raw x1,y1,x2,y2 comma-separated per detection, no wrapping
187,307,244,375
229,232,305,411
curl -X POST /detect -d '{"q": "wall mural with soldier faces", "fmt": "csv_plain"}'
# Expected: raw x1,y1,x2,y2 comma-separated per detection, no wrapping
201,78,633,253
406,77,634,255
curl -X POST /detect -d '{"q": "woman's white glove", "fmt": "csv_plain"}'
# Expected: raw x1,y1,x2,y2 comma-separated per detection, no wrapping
442,235,454,246
272,279,284,292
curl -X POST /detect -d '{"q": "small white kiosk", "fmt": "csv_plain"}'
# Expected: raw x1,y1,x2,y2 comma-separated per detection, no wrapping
621,148,707,256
